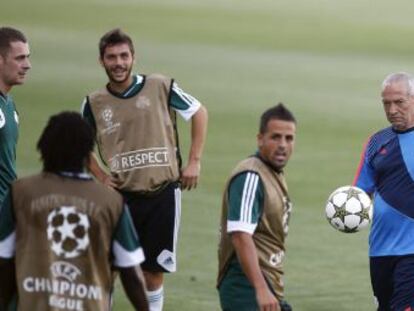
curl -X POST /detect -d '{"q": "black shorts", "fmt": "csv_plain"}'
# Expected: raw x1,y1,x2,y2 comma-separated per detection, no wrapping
370,255,414,311
122,183,181,273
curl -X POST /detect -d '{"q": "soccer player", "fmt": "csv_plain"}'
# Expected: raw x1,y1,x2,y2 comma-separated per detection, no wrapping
0,112,149,311
81,28,208,311
0,27,31,206
217,104,295,311
354,72,414,311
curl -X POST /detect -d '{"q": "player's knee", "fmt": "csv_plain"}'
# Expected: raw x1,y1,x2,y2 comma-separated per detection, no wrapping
143,271,164,290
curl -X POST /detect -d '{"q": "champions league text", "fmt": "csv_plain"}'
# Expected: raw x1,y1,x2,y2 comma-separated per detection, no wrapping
23,277,102,311
22,261,103,311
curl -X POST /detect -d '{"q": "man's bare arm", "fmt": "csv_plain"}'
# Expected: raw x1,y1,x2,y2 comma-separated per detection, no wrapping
231,232,280,311
181,105,208,190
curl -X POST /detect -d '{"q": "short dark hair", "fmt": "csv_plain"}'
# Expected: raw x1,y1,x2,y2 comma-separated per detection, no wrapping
99,28,134,58
259,103,296,134
37,112,94,173
0,27,27,56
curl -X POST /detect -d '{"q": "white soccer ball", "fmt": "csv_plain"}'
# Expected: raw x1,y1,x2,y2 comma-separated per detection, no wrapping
47,206,90,258
325,185,372,233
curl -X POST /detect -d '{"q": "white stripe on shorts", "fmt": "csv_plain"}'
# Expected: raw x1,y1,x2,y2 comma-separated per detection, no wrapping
173,187,182,255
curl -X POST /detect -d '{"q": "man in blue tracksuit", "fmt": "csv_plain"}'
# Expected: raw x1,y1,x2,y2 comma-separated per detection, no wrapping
354,72,414,311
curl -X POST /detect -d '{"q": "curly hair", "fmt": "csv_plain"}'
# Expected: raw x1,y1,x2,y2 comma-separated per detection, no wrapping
37,111,94,173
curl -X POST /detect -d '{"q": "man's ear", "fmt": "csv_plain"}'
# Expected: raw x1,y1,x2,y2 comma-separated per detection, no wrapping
257,133,263,147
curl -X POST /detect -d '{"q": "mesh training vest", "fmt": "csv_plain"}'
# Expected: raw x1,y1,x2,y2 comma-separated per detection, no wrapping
217,156,293,299
11,173,124,311
89,74,180,192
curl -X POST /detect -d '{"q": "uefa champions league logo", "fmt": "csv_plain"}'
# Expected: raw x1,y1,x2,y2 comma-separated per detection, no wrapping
100,108,120,135
47,206,90,258
102,108,113,124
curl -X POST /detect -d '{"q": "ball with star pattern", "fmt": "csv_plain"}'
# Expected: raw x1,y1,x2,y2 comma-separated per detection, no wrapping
325,186,372,233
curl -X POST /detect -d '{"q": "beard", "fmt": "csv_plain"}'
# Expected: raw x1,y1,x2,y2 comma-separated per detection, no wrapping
104,64,133,84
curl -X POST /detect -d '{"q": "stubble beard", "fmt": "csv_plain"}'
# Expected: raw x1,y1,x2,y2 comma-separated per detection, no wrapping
105,65,133,85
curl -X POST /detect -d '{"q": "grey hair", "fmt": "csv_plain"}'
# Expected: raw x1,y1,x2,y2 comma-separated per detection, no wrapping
382,72,414,96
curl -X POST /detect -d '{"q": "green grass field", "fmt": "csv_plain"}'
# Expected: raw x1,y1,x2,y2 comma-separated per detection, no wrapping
3,0,414,310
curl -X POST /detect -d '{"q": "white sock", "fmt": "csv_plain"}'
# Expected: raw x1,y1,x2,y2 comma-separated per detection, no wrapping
147,286,164,311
